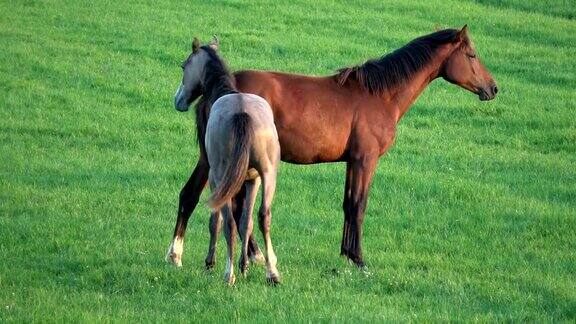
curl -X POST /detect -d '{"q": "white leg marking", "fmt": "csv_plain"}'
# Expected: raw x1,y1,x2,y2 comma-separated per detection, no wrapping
265,240,279,280
224,257,235,285
165,236,183,267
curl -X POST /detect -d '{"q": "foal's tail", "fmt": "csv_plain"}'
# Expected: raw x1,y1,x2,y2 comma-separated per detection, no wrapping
208,112,253,210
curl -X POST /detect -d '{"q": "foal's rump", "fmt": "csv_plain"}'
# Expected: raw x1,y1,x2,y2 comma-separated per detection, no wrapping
205,93,278,210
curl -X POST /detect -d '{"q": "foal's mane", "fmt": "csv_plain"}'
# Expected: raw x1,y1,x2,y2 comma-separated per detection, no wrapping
337,29,460,94
200,46,237,104
194,46,237,148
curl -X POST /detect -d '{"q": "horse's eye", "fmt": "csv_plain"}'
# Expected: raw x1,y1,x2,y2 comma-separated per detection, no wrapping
467,53,476,59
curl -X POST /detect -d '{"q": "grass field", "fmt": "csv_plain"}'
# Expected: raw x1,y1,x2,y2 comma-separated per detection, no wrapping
1,0,575,321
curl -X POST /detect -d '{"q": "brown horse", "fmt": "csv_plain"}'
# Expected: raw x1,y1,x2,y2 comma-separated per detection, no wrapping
167,26,498,268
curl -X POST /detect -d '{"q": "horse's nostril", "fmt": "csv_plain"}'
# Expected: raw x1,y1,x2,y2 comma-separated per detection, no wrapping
493,86,498,94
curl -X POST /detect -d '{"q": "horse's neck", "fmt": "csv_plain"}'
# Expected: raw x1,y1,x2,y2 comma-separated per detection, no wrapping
391,45,453,122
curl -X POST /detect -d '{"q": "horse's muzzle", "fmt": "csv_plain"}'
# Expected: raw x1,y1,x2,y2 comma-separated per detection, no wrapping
478,83,498,101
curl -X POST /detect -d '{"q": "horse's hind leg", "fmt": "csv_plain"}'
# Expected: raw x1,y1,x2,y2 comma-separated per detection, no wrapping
238,177,261,275
221,201,237,285
258,169,280,284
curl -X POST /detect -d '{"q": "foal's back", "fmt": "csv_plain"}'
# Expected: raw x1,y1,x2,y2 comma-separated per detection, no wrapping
206,93,279,172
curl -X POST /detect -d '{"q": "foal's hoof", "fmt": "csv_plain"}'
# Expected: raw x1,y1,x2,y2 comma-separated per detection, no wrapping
266,273,281,285
224,273,236,286
249,251,266,266
239,255,250,274
239,264,249,276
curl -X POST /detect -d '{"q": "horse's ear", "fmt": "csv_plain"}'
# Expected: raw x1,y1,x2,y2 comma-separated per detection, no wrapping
192,37,201,53
456,25,468,42
209,35,219,51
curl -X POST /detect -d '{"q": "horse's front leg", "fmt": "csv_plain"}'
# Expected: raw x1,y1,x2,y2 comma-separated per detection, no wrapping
232,187,264,265
166,157,209,267
341,156,378,268
204,211,222,269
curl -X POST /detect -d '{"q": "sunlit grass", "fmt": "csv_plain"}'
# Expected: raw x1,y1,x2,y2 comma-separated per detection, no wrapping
0,0,574,321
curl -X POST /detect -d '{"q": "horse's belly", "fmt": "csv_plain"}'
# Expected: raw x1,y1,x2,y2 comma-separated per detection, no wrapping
277,130,347,164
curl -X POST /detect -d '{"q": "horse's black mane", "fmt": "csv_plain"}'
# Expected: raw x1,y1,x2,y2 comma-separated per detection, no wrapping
337,29,461,94
194,46,237,148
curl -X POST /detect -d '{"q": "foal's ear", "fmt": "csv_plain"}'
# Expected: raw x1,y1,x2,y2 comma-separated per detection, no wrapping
209,35,219,51
192,37,201,53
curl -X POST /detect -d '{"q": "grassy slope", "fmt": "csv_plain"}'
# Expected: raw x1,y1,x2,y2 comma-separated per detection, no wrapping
1,0,575,321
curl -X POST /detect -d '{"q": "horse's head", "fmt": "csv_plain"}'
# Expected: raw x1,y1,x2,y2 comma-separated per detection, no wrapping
174,37,219,111
441,26,498,101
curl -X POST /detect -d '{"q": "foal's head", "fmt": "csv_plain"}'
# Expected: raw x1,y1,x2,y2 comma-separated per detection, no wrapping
174,36,222,111
441,26,498,101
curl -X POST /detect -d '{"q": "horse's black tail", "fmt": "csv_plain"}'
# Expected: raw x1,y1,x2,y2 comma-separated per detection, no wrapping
208,112,252,210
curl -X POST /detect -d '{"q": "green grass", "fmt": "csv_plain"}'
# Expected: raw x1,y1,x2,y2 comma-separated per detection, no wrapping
1,0,575,321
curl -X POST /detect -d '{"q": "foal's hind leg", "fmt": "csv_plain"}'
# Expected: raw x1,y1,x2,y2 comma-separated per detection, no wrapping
258,170,280,284
221,201,237,285
205,189,262,269
204,211,222,270
238,177,261,275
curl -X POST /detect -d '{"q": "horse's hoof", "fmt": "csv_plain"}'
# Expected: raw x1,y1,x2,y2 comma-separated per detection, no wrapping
166,241,183,267
167,255,182,267
205,261,215,271
344,254,365,269
360,265,372,276
165,250,182,267
266,273,281,285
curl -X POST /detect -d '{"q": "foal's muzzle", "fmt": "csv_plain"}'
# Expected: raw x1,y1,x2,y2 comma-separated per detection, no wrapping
174,84,190,111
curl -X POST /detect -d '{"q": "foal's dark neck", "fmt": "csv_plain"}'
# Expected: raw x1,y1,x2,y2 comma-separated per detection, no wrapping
200,47,237,106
